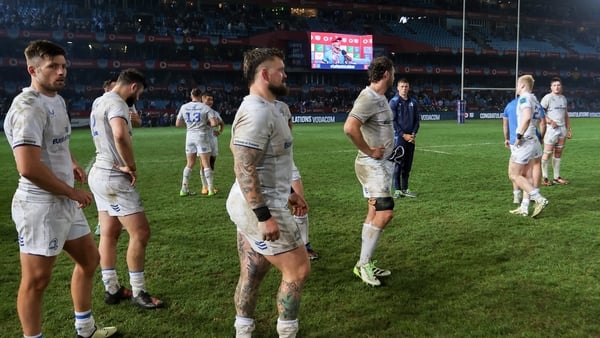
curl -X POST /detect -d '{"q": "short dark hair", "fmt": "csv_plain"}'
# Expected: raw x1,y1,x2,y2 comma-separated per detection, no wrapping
24,40,66,63
367,56,394,83
242,48,285,85
397,78,409,85
103,77,117,89
116,68,147,88
550,77,562,84
201,92,213,99
190,88,202,97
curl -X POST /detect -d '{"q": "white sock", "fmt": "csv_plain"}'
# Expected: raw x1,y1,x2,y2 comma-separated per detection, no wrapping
23,334,43,338
129,270,146,297
74,310,95,338
520,198,530,213
541,158,549,178
204,167,214,191
358,223,382,266
200,167,208,189
276,318,299,338
234,316,255,331
181,166,192,191
553,157,561,179
101,268,120,294
294,214,309,244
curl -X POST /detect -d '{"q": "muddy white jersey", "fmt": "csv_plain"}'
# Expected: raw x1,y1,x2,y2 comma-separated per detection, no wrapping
4,88,73,201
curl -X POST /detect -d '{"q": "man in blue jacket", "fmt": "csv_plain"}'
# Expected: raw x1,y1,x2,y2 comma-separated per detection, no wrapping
389,78,420,198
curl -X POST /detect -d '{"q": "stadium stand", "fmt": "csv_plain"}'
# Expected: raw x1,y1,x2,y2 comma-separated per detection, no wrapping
1,0,599,125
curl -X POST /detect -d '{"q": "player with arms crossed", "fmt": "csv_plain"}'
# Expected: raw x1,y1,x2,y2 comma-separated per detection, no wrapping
4,39,116,338
226,47,310,338
343,56,396,287
540,77,572,186
508,75,549,218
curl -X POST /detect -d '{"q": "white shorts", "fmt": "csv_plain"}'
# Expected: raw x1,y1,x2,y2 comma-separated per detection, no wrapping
12,195,90,256
226,183,303,255
209,134,219,157
185,133,212,155
88,167,144,216
510,138,542,165
355,155,394,198
544,125,567,145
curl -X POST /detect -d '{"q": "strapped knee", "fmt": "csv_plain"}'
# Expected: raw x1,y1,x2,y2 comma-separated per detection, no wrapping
370,197,394,211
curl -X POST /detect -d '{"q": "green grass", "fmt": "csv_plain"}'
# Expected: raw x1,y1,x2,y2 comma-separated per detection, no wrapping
1,119,600,337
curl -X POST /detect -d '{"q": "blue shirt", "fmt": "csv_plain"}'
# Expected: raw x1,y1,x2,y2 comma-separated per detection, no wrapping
389,94,419,137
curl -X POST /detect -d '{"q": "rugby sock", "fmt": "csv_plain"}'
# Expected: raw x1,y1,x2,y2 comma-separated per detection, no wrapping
529,188,541,200
358,223,382,266
23,334,43,338
234,316,255,332
182,166,192,191
294,213,309,244
541,158,549,179
204,168,214,192
553,157,561,179
129,270,146,297
520,198,530,213
200,167,208,189
276,318,299,338
74,310,95,338
101,268,120,294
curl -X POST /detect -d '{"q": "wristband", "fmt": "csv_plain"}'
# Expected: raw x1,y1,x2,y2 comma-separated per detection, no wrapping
253,206,272,222
516,133,523,140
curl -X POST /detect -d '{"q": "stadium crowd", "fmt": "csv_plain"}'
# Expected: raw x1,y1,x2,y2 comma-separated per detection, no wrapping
1,0,600,121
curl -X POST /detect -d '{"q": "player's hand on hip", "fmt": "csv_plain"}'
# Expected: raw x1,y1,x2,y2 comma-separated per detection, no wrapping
115,164,137,186
369,146,385,160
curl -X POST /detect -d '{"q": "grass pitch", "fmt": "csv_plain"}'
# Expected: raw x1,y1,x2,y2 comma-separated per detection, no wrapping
1,119,600,337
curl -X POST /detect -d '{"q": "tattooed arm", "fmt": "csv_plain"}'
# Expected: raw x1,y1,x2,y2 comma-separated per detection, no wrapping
232,144,280,241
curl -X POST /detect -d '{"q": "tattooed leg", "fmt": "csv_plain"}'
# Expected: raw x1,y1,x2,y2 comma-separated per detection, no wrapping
235,232,271,317
277,279,303,320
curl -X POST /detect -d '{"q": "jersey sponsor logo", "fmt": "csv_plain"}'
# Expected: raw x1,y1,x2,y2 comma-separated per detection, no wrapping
52,134,71,144
110,204,121,212
519,98,527,104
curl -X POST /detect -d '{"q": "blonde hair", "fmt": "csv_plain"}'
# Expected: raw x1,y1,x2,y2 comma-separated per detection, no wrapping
518,74,535,91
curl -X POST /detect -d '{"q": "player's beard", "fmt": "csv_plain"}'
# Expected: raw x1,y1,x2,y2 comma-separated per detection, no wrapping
269,83,289,97
125,94,137,107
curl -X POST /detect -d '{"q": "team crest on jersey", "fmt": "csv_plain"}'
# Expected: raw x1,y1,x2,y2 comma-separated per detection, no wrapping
48,238,58,250
519,98,527,104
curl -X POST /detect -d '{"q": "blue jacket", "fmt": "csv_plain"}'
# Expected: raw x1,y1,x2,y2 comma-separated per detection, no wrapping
389,94,420,136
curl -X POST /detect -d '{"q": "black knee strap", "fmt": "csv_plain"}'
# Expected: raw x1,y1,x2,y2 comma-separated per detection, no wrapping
372,197,394,211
